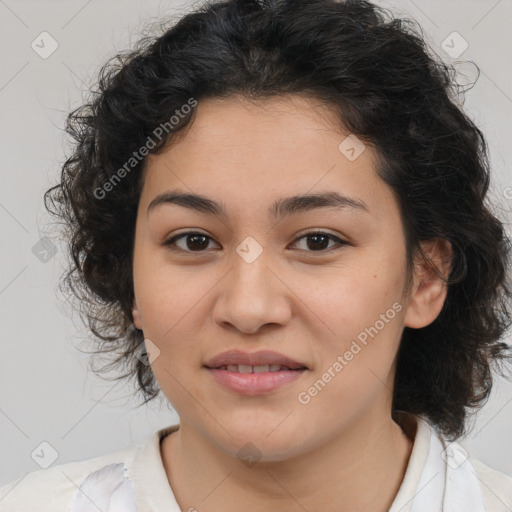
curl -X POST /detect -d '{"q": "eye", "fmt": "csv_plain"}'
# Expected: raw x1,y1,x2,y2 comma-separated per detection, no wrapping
163,230,348,253
291,231,348,253
163,232,220,252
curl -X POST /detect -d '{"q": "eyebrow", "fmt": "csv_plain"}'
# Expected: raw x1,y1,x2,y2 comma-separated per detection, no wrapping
146,189,370,220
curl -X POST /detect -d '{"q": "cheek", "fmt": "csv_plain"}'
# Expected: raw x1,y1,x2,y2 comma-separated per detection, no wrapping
299,255,404,336
297,289,404,428
134,251,210,332
133,257,221,372
137,267,209,405
297,257,405,387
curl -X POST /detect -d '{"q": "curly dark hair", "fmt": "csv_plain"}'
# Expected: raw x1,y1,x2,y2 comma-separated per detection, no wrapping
44,0,512,441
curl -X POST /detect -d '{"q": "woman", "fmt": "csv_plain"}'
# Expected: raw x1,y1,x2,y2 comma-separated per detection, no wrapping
2,0,511,510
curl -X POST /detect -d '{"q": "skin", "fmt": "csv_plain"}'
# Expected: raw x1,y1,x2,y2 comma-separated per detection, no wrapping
131,94,452,512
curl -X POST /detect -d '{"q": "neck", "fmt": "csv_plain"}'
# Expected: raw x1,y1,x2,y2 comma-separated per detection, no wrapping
161,411,415,512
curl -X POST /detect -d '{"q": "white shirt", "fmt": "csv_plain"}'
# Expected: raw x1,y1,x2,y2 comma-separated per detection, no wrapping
1,415,511,511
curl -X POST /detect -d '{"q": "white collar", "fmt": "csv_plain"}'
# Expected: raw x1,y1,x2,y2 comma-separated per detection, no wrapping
68,416,487,511
390,414,487,512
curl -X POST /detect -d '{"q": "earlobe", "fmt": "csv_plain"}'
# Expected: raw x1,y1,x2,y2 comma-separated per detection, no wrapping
132,298,143,330
403,239,453,329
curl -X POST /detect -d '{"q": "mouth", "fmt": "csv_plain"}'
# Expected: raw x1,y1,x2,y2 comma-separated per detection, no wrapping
203,349,309,371
202,349,309,394
204,364,307,373
203,364,308,395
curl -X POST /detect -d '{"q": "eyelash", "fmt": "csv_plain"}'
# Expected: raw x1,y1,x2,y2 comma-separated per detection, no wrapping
163,231,348,254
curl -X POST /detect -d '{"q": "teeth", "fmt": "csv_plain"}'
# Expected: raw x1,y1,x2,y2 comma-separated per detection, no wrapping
253,365,270,373
218,364,293,373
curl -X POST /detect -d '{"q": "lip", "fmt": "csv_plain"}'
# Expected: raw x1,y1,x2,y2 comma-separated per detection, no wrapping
204,349,308,370
205,367,307,395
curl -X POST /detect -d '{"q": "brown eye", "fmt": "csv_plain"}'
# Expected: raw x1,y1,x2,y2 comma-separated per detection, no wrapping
163,230,348,254
292,232,348,252
164,232,218,252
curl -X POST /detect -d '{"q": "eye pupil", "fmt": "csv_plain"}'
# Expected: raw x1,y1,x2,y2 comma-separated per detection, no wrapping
187,234,209,251
307,234,330,251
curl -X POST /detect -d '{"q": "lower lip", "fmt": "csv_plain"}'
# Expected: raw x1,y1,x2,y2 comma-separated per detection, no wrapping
205,367,307,395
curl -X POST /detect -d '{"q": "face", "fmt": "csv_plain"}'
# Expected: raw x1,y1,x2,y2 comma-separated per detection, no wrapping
131,94,443,462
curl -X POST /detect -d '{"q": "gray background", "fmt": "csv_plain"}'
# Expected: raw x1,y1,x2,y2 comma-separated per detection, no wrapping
1,0,511,489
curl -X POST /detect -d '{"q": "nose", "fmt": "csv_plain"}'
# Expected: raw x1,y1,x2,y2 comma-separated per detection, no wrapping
212,248,292,334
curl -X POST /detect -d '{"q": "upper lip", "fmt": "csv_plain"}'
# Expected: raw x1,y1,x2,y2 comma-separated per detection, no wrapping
204,350,308,369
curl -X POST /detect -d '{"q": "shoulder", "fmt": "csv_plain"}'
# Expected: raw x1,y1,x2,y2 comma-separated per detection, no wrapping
468,454,512,512
393,413,512,512
0,441,143,512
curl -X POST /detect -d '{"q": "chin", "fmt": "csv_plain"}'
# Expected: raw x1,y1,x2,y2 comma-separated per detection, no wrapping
209,420,308,461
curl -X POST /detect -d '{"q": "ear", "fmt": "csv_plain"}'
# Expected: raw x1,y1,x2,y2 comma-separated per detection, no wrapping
132,297,143,330
403,238,453,329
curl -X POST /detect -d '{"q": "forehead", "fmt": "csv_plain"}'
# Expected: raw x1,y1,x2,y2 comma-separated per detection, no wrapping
140,95,397,220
